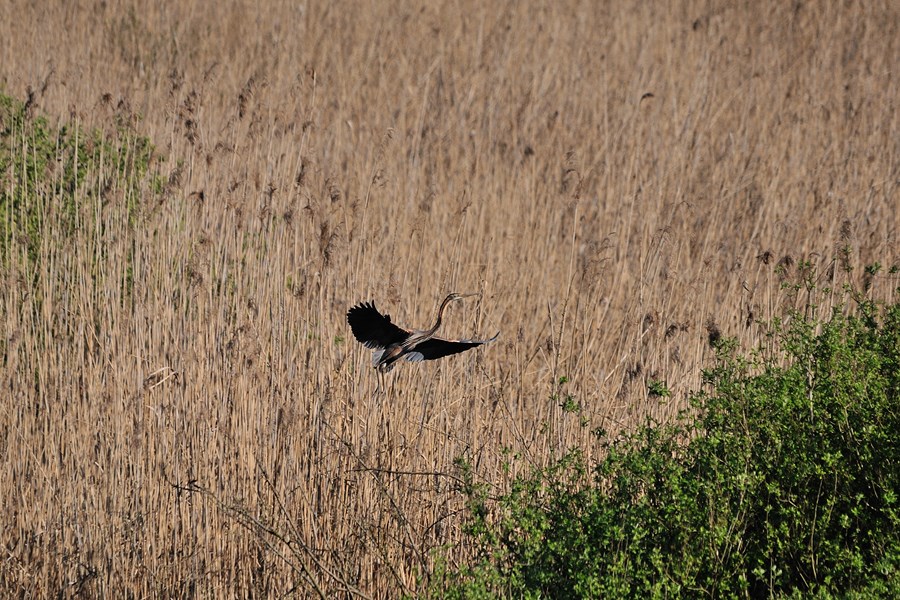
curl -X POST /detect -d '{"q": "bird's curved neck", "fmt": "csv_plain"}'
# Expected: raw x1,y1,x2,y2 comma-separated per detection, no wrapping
424,295,454,337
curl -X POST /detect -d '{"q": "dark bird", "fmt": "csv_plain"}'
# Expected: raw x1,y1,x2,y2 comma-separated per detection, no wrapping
346,293,498,372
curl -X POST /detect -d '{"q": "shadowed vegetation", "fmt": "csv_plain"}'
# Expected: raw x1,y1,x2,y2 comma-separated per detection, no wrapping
430,285,900,597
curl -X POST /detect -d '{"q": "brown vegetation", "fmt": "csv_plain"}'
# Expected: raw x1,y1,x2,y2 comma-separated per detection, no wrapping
1,0,897,596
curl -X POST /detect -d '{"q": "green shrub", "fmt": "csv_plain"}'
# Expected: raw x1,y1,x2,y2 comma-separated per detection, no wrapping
431,299,900,598
0,91,154,270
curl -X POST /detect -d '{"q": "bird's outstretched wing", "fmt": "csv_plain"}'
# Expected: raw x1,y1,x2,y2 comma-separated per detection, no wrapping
405,332,499,362
346,301,409,349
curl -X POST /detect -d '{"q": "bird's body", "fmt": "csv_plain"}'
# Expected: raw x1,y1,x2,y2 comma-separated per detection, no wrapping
346,293,497,372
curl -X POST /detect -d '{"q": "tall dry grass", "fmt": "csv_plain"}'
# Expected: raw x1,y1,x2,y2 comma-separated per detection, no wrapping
1,0,897,595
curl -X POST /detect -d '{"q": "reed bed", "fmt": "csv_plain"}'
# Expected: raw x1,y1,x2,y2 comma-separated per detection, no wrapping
1,0,897,595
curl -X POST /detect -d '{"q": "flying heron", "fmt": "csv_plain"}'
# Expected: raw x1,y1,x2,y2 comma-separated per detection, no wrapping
346,293,498,372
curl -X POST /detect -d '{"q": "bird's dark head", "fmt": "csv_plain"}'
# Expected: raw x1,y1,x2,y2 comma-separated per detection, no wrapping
445,292,479,302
